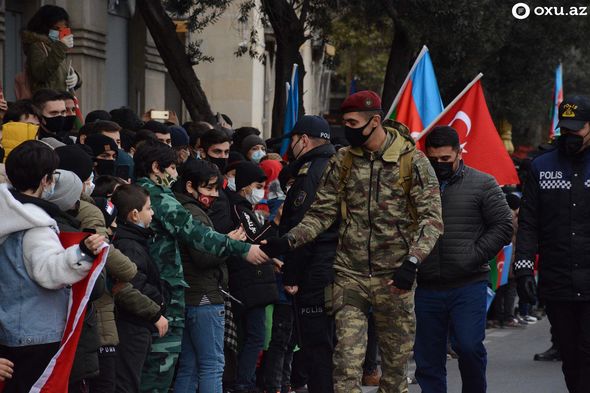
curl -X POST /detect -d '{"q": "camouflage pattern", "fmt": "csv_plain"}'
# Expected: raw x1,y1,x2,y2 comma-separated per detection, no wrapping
331,273,415,393
136,178,251,392
289,124,443,276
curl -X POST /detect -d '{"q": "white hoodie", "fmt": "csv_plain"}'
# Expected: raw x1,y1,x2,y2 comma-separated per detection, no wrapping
0,183,92,289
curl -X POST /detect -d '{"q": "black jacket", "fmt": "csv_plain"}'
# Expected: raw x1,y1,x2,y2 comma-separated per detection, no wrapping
208,188,235,234
226,190,279,309
279,144,339,305
418,163,513,290
112,221,165,328
174,191,228,305
515,147,590,301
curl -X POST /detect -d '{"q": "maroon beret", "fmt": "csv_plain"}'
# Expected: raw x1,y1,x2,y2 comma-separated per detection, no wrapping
340,90,382,113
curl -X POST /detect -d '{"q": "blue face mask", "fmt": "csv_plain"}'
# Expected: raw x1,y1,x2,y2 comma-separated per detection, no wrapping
48,29,60,41
251,150,266,164
42,182,56,200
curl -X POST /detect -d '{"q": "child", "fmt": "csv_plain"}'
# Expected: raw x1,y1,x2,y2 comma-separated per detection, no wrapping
111,184,168,393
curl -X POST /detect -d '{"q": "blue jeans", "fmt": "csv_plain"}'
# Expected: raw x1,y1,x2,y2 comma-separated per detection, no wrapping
234,306,266,390
174,304,225,393
414,280,488,393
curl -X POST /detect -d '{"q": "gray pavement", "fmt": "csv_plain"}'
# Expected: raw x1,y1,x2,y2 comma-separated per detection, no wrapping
362,316,566,393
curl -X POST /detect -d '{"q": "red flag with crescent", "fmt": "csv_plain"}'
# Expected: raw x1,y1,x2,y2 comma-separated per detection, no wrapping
426,80,519,185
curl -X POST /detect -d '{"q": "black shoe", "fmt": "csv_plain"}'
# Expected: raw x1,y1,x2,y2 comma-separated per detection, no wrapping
534,345,561,361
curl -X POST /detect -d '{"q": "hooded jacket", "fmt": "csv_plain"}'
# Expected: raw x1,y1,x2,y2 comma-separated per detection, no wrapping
22,30,81,94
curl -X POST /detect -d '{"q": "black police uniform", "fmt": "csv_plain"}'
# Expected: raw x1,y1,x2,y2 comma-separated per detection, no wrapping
279,143,338,393
515,96,590,393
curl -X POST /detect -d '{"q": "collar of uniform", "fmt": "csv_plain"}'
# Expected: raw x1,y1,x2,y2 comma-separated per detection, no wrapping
348,126,414,162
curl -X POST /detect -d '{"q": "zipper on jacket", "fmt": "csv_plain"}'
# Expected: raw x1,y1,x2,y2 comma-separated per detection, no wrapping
395,222,410,252
367,160,375,277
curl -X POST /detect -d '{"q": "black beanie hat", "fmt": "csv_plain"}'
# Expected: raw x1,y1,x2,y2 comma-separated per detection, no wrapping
110,107,144,131
235,161,266,192
226,151,246,173
55,145,94,182
85,134,118,158
143,120,170,135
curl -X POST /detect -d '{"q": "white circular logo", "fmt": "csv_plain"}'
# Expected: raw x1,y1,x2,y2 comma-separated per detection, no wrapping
512,3,531,19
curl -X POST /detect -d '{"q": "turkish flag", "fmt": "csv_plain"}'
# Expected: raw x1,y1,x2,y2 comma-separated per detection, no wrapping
421,80,519,185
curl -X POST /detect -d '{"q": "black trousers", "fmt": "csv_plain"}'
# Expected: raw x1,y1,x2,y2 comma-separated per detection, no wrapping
88,346,117,393
0,342,60,393
546,300,590,393
297,305,335,393
115,320,152,393
263,304,294,390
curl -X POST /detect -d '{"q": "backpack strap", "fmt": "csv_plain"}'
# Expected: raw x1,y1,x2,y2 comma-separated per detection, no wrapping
398,151,418,224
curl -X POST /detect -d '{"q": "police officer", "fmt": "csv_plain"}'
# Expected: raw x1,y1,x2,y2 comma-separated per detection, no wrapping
262,91,443,393
516,95,590,393
280,115,338,393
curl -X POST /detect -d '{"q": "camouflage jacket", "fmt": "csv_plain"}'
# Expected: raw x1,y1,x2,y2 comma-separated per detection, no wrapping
289,125,443,277
136,178,251,329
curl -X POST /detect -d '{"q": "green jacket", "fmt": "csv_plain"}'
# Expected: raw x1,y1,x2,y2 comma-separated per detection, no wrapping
174,191,228,305
137,178,250,333
289,124,443,277
22,30,81,94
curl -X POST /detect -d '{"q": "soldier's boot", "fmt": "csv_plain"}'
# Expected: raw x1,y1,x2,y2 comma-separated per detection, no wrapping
534,345,561,361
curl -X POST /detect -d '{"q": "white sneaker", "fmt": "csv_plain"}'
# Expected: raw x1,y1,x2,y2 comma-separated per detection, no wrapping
523,315,538,324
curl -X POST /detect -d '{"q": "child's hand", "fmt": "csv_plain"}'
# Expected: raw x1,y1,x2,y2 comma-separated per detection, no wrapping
154,316,169,337
84,234,106,255
0,358,14,381
228,226,246,241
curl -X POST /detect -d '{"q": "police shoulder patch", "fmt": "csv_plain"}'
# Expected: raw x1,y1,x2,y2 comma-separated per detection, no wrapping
297,161,311,176
294,190,307,207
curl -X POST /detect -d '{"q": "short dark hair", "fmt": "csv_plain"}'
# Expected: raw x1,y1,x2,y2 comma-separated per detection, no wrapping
360,110,384,121
232,127,260,151
201,129,231,153
425,126,461,151
56,91,75,101
2,100,41,124
177,159,221,193
32,88,63,111
183,121,213,148
143,120,170,135
112,184,150,222
95,120,122,133
110,107,143,131
132,129,157,150
92,175,126,198
26,5,70,35
6,140,59,192
134,141,177,178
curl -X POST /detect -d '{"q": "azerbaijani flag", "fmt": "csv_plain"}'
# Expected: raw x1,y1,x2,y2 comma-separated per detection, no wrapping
385,46,444,140
489,243,514,290
549,63,563,139
279,64,300,157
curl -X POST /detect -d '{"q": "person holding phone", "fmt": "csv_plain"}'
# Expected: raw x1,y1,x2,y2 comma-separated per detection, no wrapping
22,5,81,95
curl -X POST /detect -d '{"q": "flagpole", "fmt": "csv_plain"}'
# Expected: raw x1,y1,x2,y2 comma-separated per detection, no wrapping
414,73,484,141
384,45,429,120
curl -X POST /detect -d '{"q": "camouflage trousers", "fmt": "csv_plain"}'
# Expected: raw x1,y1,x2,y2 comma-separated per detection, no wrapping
140,326,183,393
330,273,415,393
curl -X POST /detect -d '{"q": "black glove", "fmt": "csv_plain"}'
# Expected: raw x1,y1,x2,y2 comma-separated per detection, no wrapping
260,236,292,259
392,258,418,291
517,275,537,304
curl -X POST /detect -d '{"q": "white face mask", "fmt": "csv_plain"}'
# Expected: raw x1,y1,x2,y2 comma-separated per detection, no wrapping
227,177,236,192
42,182,56,200
246,188,265,205
83,181,95,197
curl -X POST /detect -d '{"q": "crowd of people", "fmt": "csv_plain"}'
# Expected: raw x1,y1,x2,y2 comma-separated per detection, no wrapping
1,4,590,393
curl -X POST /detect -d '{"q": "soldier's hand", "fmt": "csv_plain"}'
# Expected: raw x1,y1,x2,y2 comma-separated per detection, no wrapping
154,315,169,337
228,226,247,241
246,244,270,265
390,258,418,292
259,236,292,259
285,285,299,295
516,275,537,304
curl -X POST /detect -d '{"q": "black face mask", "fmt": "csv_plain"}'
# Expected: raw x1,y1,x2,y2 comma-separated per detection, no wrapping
559,133,585,157
207,156,228,173
63,115,77,131
95,159,116,176
431,161,455,181
344,117,377,148
42,115,66,135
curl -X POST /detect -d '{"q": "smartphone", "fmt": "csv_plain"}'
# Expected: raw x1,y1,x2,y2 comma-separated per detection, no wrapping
115,165,131,180
150,110,170,121
82,228,97,234
59,27,72,39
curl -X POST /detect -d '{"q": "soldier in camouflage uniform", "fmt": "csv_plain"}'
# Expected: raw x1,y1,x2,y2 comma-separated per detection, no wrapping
262,91,443,393
133,142,269,393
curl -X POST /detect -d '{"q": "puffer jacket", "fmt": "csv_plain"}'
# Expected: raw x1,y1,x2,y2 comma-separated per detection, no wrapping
1,122,39,162
22,30,81,94
417,163,513,289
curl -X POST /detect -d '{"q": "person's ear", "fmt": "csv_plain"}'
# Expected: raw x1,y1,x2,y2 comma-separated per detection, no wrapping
129,208,140,223
371,115,381,127
151,161,161,175
185,180,195,194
